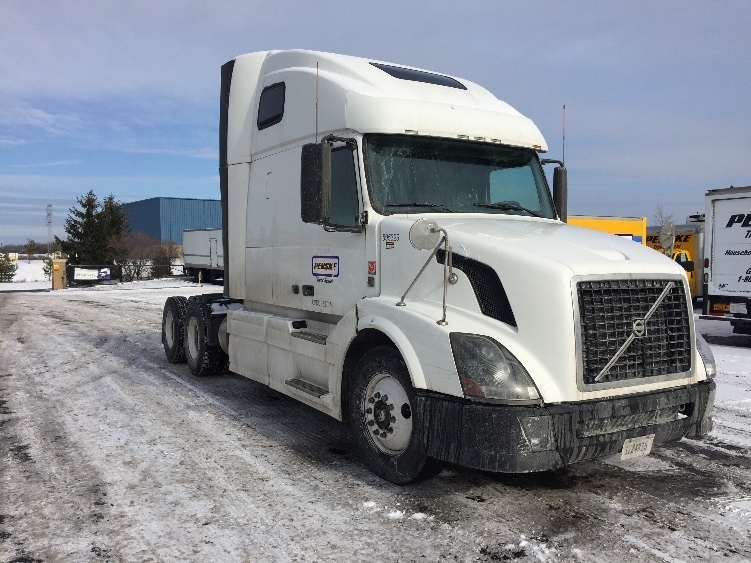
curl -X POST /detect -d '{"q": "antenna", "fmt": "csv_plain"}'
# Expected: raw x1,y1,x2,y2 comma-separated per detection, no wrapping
562,104,566,165
315,62,319,143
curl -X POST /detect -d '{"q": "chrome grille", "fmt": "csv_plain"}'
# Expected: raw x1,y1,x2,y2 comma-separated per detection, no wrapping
577,279,691,385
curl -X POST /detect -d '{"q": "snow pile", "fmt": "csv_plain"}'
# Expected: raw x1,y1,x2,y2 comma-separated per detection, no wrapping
361,501,432,522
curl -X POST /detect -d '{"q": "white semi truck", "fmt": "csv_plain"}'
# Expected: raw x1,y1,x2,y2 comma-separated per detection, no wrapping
161,50,716,484
702,186,751,334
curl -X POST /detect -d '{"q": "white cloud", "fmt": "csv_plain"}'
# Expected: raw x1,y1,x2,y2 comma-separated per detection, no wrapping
0,138,29,148
0,104,84,134
124,147,217,160
11,159,83,169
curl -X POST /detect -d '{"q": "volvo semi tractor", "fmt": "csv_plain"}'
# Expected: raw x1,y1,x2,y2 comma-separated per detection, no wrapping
702,186,751,334
161,50,715,484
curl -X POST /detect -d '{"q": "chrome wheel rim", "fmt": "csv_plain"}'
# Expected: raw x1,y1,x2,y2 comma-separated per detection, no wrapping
363,374,413,454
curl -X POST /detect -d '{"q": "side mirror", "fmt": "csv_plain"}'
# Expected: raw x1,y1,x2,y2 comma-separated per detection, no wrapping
300,142,331,224
681,260,695,272
553,166,568,223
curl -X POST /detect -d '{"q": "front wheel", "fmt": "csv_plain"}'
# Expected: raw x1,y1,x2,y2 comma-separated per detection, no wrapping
349,346,430,484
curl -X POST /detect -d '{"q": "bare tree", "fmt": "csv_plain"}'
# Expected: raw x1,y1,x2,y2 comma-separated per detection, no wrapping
113,231,162,282
653,204,674,226
152,240,183,278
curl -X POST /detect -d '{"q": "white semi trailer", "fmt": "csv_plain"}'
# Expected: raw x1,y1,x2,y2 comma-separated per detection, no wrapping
702,186,751,334
161,50,716,484
183,228,224,283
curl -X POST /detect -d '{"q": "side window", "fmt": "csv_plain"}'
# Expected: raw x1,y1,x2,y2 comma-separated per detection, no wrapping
489,167,540,211
329,148,360,228
257,82,285,130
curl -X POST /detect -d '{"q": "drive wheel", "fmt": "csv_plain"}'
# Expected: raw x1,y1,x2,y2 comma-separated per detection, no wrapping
162,296,187,363
349,346,429,484
184,298,227,376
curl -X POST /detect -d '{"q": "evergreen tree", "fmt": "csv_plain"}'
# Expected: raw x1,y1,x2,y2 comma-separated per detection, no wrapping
0,247,18,282
43,256,53,280
42,240,62,280
57,191,127,265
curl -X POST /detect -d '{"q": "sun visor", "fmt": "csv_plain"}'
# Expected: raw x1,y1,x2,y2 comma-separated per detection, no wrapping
345,91,548,152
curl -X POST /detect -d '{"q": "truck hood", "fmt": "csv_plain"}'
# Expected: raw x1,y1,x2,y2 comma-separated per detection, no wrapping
375,214,693,403
440,215,681,276
382,214,683,278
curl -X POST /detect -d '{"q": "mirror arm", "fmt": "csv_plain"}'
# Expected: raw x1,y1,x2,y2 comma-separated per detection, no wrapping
397,225,457,325
321,134,357,149
397,234,446,308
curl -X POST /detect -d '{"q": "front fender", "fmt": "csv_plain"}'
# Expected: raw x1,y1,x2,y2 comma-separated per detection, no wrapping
356,313,428,390
356,299,464,397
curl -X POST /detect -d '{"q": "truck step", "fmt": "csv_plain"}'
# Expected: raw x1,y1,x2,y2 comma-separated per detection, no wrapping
291,331,327,345
285,378,328,398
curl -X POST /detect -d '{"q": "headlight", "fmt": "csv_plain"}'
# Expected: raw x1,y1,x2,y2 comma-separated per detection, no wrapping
696,332,716,379
449,333,541,401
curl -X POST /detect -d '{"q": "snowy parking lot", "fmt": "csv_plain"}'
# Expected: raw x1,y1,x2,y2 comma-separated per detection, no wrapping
1,277,750,562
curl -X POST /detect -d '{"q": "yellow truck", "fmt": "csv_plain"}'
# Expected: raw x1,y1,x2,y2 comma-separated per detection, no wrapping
568,216,647,244
646,220,704,301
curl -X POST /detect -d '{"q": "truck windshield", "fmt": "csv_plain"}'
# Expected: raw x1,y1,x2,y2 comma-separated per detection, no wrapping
364,134,556,218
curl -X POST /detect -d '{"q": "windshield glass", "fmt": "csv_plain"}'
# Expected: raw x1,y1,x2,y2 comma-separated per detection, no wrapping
364,134,555,218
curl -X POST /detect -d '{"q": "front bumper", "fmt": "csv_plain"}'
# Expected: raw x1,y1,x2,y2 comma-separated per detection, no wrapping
417,380,715,473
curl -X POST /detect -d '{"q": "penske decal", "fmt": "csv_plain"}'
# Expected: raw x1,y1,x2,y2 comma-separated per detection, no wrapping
312,256,339,278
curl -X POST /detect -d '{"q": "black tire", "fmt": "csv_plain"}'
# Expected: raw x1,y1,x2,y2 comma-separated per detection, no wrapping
184,298,227,377
349,346,429,484
162,296,187,363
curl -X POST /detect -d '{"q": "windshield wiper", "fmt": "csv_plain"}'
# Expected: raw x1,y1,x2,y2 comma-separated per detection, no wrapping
473,201,543,217
386,202,455,212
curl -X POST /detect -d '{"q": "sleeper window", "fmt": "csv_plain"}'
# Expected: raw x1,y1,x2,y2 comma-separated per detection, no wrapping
257,82,285,130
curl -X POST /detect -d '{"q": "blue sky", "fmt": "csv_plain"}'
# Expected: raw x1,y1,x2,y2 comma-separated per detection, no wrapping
1,0,750,245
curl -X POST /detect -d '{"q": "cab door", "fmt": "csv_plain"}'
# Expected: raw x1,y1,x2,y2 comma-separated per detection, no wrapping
270,142,368,318
297,144,367,317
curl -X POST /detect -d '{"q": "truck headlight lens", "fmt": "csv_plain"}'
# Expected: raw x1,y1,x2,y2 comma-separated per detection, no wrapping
449,333,540,401
696,332,716,379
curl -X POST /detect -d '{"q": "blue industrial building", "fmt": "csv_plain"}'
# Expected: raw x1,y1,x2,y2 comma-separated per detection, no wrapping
123,197,222,244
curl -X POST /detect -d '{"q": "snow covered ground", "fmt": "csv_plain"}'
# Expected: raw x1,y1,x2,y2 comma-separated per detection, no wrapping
1,264,750,561
0,259,49,291
695,317,751,449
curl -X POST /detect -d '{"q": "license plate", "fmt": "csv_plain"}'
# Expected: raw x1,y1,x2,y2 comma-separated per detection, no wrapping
730,303,748,314
621,434,655,460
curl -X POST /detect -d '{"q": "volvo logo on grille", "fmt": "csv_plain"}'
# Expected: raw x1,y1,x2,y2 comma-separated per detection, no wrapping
632,318,647,337
594,281,676,383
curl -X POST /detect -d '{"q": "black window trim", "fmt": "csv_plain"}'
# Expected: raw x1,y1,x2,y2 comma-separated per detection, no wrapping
257,82,286,130
325,144,364,232
370,62,467,90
